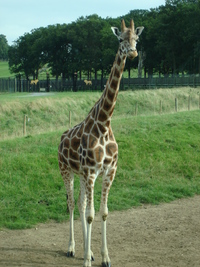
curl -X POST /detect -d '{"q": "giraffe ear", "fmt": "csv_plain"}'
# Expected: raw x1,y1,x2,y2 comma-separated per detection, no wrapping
135,27,144,36
111,27,121,39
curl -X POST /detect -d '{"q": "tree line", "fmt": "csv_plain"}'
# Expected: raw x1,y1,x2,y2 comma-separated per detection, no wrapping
3,0,200,81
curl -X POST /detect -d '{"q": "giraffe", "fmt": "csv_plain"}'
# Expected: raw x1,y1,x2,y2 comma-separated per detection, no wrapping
58,19,144,267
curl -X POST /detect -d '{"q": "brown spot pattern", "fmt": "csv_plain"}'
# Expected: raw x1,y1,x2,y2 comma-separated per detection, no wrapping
106,143,118,157
69,160,79,171
86,157,96,167
88,150,94,159
95,103,100,120
77,123,84,138
81,134,88,149
98,109,108,122
88,135,98,148
71,136,80,151
85,118,94,134
69,149,79,161
91,124,100,138
109,69,114,83
94,146,104,162
97,123,107,134
107,88,115,102
109,128,114,141
114,67,120,78
110,79,118,90
103,98,112,112
64,138,70,148
63,148,69,158
117,55,121,66
100,136,104,146
104,158,112,165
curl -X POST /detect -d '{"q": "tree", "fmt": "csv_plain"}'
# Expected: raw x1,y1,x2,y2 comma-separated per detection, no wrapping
46,24,70,80
8,29,45,79
8,1,200,81
0,35,9,60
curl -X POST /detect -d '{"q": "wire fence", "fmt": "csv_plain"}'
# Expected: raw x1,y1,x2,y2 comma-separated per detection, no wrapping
1,74,200,93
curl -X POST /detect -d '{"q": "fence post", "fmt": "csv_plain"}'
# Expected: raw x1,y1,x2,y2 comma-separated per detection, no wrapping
69,111,71,128
160,100,162,114
175,98,178,112
135,102,138,116
188,95,191,111
7,78,10,92
15,78,17,92
199,95,200,110
23,115,27,136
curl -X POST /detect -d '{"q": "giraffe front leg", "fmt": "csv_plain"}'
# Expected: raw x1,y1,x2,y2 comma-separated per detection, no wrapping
63,172,75,257
83,175,96,267
78,178,87,254
78,176,95,266
100,170,116,267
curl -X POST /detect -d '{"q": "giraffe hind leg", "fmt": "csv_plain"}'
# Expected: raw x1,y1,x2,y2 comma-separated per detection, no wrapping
100,170,116,267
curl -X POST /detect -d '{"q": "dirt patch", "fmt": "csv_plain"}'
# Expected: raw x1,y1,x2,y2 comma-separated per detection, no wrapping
0,196,200,267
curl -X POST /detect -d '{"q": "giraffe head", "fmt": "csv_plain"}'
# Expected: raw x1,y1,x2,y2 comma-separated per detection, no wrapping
111,19,144,60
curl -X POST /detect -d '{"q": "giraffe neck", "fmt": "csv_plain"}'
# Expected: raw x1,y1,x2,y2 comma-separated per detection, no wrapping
92,49,126,128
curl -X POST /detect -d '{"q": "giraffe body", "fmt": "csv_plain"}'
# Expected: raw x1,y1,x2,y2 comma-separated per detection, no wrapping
58,19,144,267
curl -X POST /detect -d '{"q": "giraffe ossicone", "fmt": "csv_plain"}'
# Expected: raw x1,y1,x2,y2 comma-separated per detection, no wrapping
58,19,144,267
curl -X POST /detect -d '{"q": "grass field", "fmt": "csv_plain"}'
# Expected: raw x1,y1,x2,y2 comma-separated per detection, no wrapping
0,89,200,229
2,58,194,82
0,87,199,139
0,61,15,78
0,61,140,79
0,61,49,79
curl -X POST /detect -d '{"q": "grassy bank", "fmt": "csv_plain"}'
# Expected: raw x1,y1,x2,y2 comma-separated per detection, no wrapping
0,110,200,229
0,87,200,140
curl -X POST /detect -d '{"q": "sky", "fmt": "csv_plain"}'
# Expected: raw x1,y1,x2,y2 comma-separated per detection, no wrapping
1,0,165,45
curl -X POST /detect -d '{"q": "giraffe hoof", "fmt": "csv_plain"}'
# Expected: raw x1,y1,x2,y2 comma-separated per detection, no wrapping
91,255,95,261
66,251,75,257
102,262,111,267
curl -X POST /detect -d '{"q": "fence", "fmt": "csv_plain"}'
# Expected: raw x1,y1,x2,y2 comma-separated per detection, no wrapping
0,75,200,93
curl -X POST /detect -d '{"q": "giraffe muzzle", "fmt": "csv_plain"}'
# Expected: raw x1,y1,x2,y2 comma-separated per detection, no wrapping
128,50,138,60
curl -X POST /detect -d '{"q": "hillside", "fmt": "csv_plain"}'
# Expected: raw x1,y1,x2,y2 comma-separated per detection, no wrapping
0,87,199,140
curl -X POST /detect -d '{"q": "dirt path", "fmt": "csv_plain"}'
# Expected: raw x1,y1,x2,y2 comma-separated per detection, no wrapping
0,196,200,267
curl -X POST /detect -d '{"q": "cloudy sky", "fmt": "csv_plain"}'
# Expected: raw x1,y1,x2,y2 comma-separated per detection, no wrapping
1,0,165,45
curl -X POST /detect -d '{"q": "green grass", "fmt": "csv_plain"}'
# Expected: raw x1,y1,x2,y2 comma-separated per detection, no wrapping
0,92,102,139
1,88,200,140
0,109,200,229
0,61,51,79
0,61,139,79
0,61,15,78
